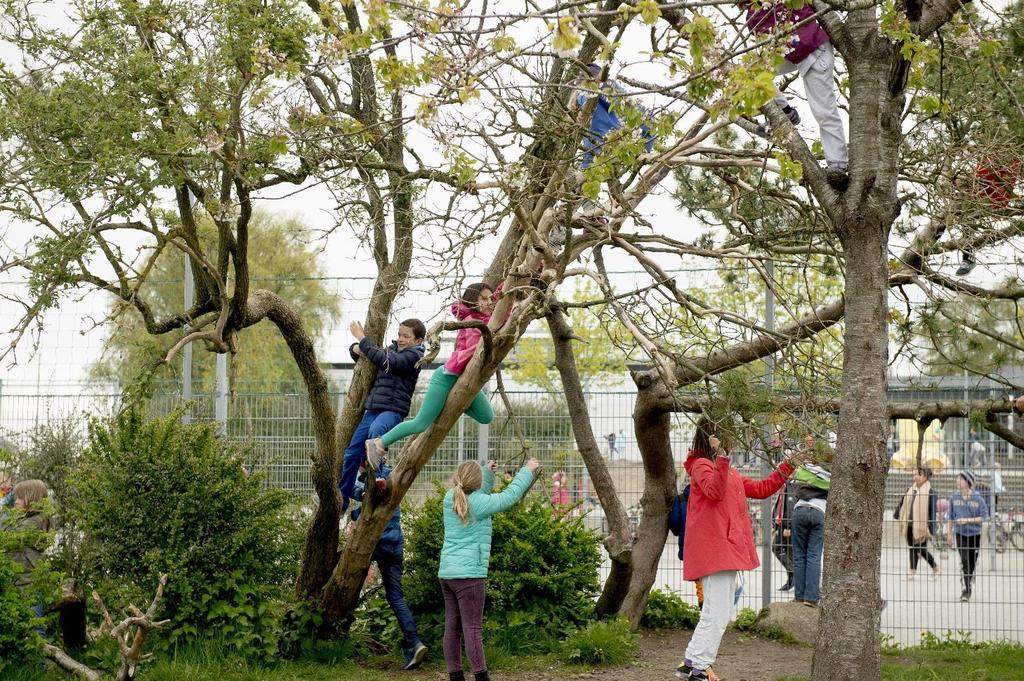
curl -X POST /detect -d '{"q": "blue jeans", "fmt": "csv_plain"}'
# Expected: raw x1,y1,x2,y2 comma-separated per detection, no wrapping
374,543,421,655
339,410,403,509
792,505,825,603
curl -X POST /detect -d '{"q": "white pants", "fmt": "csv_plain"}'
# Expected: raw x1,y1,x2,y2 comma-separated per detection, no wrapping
684,570,737,671
773,42,848,170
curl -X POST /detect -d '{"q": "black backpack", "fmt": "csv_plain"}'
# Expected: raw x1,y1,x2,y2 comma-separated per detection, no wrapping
667,484,690,561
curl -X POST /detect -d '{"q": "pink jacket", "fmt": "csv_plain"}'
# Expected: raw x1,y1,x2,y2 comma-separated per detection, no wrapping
443,283,506,375
682,451,794,581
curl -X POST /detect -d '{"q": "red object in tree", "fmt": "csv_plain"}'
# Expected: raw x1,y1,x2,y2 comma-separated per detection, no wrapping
975,158,1020,208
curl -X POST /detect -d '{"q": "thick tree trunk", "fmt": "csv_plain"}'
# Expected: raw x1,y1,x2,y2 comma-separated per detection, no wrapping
546,306,634,615
620,373,677,628
245,290,339,599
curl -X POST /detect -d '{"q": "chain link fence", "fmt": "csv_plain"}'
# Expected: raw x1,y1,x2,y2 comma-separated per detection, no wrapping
1,377,1021,646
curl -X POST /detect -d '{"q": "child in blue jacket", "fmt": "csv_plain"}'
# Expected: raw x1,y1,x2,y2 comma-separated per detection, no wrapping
350,464,427,669
339,318,426,510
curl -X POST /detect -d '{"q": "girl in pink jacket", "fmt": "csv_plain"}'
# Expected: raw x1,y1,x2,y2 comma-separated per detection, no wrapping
368,282,502,460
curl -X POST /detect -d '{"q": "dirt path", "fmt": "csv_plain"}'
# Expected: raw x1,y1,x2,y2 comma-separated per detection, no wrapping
411,629,813,681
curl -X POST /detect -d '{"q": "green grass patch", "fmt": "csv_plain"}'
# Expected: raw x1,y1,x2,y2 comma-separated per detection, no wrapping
561,617,638,666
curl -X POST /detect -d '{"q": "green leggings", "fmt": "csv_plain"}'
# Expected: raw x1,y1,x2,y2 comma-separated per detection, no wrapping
380,370,494,448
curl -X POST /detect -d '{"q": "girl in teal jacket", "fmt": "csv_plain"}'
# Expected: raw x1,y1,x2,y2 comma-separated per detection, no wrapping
439,457,538,681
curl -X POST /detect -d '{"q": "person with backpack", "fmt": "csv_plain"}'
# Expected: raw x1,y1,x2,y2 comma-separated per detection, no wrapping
675,418,810,681
790,434,831,607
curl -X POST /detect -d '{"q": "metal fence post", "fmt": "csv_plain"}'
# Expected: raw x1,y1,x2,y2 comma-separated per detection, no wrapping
761,258,775,609
183,255,194,424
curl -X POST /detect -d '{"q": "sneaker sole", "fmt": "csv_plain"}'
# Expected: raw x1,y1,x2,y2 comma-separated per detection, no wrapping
404,645,427,670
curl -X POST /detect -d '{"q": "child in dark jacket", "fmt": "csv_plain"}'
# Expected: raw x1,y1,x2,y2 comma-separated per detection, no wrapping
339,318,426,510
350,464,427,670
367,283,506,461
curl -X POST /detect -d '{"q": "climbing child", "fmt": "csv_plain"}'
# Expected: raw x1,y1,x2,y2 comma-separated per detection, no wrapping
741,0,849,186
349,464,427,670
367,283,503,462
956,156,1019,275
439,457,539,681
676,418,808,681
340,318,426,505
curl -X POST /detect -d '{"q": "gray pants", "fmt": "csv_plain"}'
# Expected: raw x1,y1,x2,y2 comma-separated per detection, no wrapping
774,42,848,170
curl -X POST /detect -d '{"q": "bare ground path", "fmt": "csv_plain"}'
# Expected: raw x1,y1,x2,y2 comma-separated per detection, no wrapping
403,629,813,681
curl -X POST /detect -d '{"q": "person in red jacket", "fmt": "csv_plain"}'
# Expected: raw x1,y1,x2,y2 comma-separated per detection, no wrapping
675,418,809,681
956,157,1019,275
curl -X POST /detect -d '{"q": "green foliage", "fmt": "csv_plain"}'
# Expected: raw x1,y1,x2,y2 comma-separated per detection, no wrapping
0,550,45,673
69,409,303,660
89,213,339,391
402,485,601,653
561,616,638,665
640,587,700,629
733,607,759,631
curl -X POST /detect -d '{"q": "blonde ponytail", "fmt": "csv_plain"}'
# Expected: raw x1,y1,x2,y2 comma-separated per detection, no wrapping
452,460,484,524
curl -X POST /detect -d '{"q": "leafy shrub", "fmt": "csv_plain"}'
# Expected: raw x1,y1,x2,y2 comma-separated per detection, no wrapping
0,505,58,674
641,587,700,629
69,409,303,661
0,554,44,672
561,617,637,665
402,481,601,654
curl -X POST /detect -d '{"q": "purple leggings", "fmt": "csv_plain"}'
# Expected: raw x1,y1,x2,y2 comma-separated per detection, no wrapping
440,577,487,674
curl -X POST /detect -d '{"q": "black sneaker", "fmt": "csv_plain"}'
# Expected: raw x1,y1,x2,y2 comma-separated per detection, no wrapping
825,167,849,191
960,589,970,602
956,251,976,276
778,578,793,592
675,661,693,679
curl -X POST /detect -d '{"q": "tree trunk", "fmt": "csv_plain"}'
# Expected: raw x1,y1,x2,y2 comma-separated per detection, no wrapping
546,305,633,616
245,290,339,599
620,373,677,628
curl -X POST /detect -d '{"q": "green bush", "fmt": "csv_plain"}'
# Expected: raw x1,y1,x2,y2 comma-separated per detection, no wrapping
69,409,304,661
0,555,44,673
0,506,57,674
561,617,638,665
733,607,759,631
641,587,700,629
401,481,601,654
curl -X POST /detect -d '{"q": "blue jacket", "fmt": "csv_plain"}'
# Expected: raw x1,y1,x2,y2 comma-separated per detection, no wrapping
438,466,534,580
949,491,988,537
576,83,655,169
350,338,425,417
350,466,403,548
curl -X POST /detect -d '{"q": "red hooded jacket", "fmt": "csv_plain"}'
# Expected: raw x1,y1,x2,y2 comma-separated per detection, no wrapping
682,452,794,581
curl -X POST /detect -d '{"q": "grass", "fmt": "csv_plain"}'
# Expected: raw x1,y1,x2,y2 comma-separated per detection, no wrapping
775,643,1024,681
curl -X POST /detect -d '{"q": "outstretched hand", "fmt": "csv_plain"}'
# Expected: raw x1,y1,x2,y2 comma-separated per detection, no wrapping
525,458,540,473
350,321,365,341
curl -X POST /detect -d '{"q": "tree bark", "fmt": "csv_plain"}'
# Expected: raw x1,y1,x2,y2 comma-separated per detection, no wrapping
243,290,339,599
812,27,902,676
619,372,678,629
546,305,634,616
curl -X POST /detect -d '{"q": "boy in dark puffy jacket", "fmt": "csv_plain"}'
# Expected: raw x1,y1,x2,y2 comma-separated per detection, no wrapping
350,464,427,670
339,318,426,511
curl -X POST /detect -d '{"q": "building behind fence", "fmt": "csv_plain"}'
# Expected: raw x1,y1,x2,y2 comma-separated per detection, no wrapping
1,375,1022,646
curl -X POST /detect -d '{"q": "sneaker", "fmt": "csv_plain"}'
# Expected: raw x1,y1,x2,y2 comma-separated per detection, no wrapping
365,439,385,475
825,167,849,191
960,589,970,602
802,600,819,608
782,104,801,125
675,661,693,679
403,642,427,670
688,668,721,681
778,578,793,592
956,251,976,276
374,477,387,492
549,223,566,249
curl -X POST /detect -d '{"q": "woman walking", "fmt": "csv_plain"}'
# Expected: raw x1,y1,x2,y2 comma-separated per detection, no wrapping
895,466,940,580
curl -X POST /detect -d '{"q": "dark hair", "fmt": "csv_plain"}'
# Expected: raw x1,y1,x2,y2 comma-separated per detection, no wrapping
460,282,493,310
690,416,716,460
916,466,933,480
400,318,426,341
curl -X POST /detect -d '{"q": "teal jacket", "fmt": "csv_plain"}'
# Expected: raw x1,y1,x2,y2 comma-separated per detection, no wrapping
438,466,534,580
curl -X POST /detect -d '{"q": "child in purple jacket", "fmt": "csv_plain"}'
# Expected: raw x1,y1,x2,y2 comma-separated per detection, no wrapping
743,1,848,185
